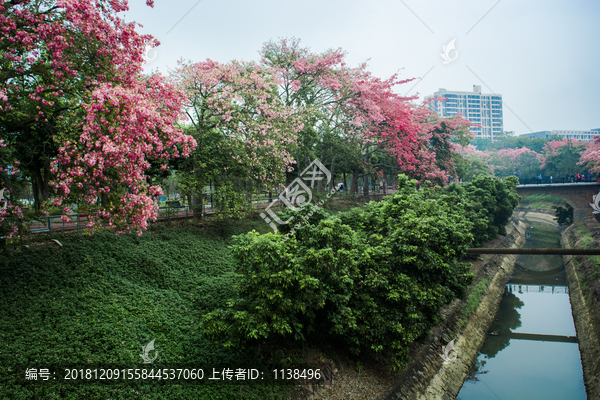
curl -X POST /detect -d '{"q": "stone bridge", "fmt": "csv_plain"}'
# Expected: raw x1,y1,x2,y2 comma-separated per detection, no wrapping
516,182,600,221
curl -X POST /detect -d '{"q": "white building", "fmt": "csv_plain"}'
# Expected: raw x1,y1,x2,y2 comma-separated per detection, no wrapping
425,85,503,140
519,129,600,142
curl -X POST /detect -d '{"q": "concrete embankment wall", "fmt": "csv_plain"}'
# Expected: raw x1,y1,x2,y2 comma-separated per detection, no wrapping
381,218,527,400
561,224,600,400
393,212,600,400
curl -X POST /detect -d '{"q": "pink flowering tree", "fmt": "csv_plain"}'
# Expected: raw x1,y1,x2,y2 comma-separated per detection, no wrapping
486,147,543,179
539,139,591,178
260,38,473,190
454,144,493,180
260,38,408,192
542,139,590,178
50,76,196,234
171,59,303,216
259,37,361,187
0,0,196,235
0,140,26,242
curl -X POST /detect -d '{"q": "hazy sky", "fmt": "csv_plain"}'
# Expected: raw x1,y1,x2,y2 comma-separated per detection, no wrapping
121,0,600,135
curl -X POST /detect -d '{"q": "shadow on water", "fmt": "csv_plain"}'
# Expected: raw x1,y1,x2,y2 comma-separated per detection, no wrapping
465,290,525,383
479,291,525,359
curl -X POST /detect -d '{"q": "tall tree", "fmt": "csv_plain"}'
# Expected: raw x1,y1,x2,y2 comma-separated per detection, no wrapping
1,0,196,235
172,59,303,216
542,139,590,178
485,147,543,178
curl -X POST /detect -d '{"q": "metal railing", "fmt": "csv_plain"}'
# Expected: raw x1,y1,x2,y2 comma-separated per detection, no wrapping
516,177,598,185
24,189,397,234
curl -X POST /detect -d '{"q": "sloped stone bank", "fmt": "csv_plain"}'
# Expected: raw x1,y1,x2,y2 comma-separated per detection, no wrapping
561,224,600,400
378,218,527,400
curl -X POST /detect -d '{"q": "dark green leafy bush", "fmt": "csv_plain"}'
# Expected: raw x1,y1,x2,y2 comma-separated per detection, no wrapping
201,175,521,368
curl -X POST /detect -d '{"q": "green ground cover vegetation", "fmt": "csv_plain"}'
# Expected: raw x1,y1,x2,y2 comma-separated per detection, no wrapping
0,219,293,399
460,277,492,327
519,193,566,209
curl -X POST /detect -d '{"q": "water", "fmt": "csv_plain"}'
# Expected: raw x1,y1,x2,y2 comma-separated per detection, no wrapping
457,223,586,400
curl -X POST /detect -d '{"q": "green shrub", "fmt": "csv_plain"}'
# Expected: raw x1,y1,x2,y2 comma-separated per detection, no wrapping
274,203,330,235
443,175,520,246
201,175,477,368
555,204,574,225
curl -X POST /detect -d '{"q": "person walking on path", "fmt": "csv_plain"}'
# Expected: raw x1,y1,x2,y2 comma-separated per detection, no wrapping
550,176,553,184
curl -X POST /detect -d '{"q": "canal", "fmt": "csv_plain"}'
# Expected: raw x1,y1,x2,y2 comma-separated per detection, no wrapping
457,220,587,400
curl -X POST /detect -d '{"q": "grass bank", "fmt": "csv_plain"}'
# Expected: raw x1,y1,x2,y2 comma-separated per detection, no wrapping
0,218,294,399
518,193,566,209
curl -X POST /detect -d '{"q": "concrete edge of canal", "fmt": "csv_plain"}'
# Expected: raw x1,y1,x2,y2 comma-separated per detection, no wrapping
381,217,527,400
399,212,600,400
561,224,600,400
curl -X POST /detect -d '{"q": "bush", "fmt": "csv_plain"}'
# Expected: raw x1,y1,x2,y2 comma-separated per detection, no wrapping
274,203,330,235
555,204,574,225
201,175,478,368
199,174,520,369
443,175,520,247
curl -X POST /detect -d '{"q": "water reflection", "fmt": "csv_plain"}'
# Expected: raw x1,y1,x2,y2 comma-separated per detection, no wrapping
479,291,524,359
457,221,586,400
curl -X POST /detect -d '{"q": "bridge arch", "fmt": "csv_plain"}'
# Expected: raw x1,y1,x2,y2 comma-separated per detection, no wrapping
515,183,600,222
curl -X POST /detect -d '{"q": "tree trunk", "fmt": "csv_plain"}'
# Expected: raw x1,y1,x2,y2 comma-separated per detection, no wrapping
32,178,40,211
192,174,204,220
329,157,336,191
33,164,50,211
350,167,360,194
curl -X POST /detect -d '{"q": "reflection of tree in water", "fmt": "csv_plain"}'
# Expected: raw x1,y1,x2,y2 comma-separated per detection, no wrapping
465,289,525,382
479,290,525,359
465,357,488,382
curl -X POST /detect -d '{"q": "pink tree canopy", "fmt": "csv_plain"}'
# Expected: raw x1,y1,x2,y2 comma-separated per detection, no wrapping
1,0,196,235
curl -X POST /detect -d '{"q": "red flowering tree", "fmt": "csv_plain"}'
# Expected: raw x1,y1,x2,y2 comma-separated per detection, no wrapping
259,38,467,192
406,105,473,183
0,0,196,235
